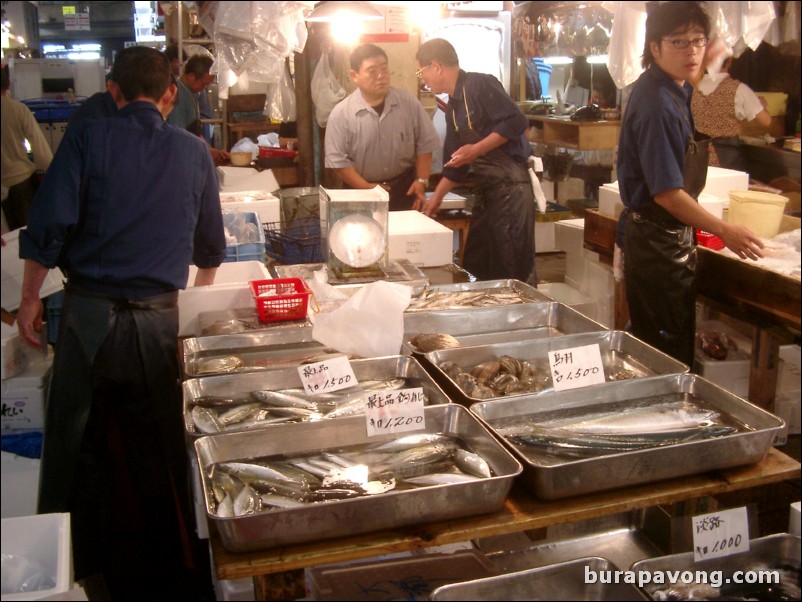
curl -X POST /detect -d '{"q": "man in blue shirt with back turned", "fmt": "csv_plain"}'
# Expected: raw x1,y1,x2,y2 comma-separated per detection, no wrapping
16,46,226,599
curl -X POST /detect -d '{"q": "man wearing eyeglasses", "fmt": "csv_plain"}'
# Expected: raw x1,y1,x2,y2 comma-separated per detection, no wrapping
616,1,763,367
324,43,440,210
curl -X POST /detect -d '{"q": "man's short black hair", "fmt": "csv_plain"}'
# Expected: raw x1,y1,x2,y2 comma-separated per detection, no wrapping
349,44,388,72
642,1,711,69
112,46,172,102
416,38,460,69
184,54,213,79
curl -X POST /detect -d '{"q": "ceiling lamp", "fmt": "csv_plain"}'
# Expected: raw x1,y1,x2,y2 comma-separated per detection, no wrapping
305,1,384,23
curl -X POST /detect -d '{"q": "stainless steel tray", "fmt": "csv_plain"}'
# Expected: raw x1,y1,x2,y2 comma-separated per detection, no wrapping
631,533,800,600
181,328,337,378
273,259,429,291
430,557,649,601
194,404,523,552
403,302,606,353
406,279,551,312
470,373,785,499
424,331,689,405
196,307,312,337
183,355,452,438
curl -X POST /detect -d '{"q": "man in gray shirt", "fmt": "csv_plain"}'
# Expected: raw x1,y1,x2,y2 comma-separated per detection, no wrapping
325,44,440,210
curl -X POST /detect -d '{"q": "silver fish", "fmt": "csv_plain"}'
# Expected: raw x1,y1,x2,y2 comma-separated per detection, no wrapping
377,443,455,474
216,493,234,517
191,405,223,434
233,484,261,516
217,402,264,426
368,433,457,454
251,390,319,410
453,449,492,478
195,355,244,375
260,493,308,509
405,472,482,486
219,461,309,485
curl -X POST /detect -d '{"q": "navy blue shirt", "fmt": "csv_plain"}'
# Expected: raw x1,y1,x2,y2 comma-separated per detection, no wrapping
442,70,532,182
20,101,226,299
617,65,694,213
68,91,118,126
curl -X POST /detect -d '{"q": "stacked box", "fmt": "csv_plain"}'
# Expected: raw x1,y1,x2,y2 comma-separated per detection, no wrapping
693,319,752,398
1,352,53,432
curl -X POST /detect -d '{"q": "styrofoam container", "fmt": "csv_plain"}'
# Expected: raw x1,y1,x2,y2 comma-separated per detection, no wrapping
425,191,467,211
598,183,724,221
535,221,556,253
1,229,66,313
215,166,258,187
703,166,750,204
1,452,40,519
218,192,280,226
388,210,453,267
728,190,788,238
1,352,53,431
220,170,280,194
554,218,585,282
1,513,73,600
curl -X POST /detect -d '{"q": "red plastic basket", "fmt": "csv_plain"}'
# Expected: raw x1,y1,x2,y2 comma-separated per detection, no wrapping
258,146,297,159
250,278,311,322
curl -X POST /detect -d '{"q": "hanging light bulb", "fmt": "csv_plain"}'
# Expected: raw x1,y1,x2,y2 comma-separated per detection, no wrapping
305,1,384,23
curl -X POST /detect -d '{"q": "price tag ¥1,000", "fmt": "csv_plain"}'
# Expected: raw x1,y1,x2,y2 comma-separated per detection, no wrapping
692,506,750,562
366,387,426,437
548,343,606,392
298,355,357,396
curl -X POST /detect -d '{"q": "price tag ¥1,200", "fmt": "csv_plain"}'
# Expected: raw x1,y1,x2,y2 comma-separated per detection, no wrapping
548,343,606,392
692,506,750,562
297,355,357,396
366,387,426,437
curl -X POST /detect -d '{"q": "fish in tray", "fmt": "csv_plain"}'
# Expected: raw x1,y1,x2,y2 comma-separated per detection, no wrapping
406,286,542,312
205,433,494,517
189,377,413,434
494,399,741,458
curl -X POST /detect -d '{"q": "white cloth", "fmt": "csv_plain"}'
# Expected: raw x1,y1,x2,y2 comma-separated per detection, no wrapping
696,73,766,122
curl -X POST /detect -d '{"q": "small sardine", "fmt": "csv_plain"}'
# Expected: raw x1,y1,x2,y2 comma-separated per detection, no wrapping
216,493,234,517
233,484,261,516
191,405,223,434
405,472,482,486
260,493,308,509
217,402,265,426
452,449,492,478
251,390,319,410
368,433,457,454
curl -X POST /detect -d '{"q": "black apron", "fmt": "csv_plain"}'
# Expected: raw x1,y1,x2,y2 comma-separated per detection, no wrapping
452,88,536,283
622,100,709,367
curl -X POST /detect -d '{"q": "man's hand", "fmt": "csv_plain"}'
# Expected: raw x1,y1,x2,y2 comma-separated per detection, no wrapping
16,297,45,350
210,147,230,166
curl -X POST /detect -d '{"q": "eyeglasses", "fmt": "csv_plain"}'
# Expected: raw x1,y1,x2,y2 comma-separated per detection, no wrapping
362,64,390,79
662,37,708,49
415,64,431,79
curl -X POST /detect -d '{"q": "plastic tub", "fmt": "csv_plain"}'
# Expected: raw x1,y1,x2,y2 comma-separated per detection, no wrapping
727,190,788,238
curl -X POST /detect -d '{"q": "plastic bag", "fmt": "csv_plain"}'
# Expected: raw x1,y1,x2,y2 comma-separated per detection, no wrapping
311,53,346,127
230,137,259,159
267,61,296,122
312,280,412,358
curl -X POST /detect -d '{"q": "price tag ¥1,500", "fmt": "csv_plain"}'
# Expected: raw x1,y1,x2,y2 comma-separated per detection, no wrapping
297,355,357,396
547,343,606,392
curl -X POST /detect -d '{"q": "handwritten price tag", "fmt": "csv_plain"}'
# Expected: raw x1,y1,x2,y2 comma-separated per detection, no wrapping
548,344,606,392
298,356,357,395
366,387,426,437
692,506,750,562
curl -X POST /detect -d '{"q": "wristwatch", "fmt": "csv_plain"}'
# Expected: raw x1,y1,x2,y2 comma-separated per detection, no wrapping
416,177,428,185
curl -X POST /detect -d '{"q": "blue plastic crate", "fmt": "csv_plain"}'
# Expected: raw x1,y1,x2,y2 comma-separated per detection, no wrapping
1,430,44,459
223,210,265,263
264,217,322,264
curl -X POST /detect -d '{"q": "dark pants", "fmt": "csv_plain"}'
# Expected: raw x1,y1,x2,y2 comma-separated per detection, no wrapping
2,172,39,230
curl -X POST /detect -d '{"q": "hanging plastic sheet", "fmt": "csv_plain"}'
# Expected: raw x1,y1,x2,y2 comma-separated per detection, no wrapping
601,1,647,89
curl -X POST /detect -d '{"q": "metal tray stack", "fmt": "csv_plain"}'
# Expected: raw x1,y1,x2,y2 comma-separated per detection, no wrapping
631,533,800,600
403,302,606,353
182,355,452,439
424,330,689,405
195,404,523,552
430,557,648,600
470,374,785,499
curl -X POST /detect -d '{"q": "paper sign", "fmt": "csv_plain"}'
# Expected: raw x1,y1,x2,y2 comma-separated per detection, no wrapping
365,387,426,437
548,344,606,391
692,506,750,561
298,356,357,396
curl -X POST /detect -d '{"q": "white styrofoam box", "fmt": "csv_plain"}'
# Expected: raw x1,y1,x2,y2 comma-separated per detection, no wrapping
703,166,749,205
790,502,801,537
777,344,801,394
1,513,73,600
554,218,586,282
388,211,452,267
693,320,753,398
537,282,597,321
540,179,555,201
220,170,280,194
1,229,66,312
535,221,556,253
774,389,800,437
598,182,623,218
2,322,26,381
208,542,255,601
697,192,724,220
1,452,40,518
424,191,467,211
580,254,615,329
179,262,271,337
1,352,53,431
215,166,258,187
218,191,281,226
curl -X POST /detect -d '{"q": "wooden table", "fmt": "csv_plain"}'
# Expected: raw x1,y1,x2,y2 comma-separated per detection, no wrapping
528,115,620,151
433,209,471,266
583,209,802,411
209,448,800,600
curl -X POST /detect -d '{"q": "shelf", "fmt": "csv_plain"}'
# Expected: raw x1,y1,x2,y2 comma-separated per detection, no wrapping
528,115,621,150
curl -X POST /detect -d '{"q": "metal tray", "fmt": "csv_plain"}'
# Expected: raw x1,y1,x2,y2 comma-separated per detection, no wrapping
406,279,551,312
273,259,429,292
470,373,785,499
424,331,689,405
630,533,800,600
430,557,649,600
194,404,523,552
403,302,606,353
183,355,453,438
196,307,312,337
181,328,337,378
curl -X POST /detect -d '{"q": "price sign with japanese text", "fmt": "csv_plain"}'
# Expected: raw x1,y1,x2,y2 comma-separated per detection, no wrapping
366,387,426,437
548,344,606,392
692,506,750,561
297,356,357,396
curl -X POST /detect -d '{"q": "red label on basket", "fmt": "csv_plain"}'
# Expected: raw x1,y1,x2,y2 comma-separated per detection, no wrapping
298,356,357,395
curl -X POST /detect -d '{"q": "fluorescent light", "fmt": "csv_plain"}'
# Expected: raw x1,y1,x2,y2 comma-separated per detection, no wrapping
306,1,383,23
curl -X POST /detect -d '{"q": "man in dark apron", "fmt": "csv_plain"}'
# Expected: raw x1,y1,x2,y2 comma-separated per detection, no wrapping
616,1,763,367
415,38,536,284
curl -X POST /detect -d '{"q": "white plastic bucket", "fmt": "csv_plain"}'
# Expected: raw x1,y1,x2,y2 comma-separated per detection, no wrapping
727,191,788,239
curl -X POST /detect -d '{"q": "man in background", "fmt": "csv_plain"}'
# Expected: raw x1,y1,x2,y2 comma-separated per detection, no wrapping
17,46,225,599
1,64,53,230
325,43,440,210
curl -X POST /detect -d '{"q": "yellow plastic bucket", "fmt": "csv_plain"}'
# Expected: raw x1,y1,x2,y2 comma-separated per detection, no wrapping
727,191,788,239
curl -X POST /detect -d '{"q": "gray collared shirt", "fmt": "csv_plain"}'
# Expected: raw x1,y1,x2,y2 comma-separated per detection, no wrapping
324,86,440,182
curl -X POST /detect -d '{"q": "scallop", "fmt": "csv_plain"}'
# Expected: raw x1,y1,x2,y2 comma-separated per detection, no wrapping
410,333,461,353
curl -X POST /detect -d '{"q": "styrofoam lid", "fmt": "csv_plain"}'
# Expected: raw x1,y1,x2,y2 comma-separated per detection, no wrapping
1,353,53,390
